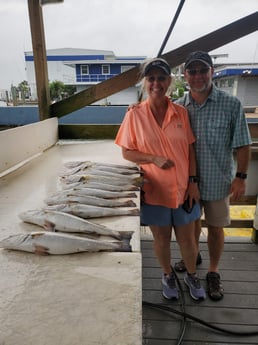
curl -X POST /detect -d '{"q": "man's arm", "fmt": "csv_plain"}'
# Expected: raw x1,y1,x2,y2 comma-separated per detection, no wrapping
230,145,251,201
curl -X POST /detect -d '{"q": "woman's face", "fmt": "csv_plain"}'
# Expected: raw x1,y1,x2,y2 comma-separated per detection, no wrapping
144,67,171,99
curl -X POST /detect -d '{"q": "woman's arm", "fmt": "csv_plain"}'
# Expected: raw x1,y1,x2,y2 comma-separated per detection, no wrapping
122,147,175,169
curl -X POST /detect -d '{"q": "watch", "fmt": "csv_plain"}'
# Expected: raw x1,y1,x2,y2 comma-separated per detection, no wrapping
189,176,199,183
235,172,247,179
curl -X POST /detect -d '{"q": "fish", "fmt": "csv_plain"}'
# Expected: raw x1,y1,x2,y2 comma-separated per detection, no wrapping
68,187,137,199
61,162,141,177
61,181,139,192
19,209,131,239
61,167,141,180
63,161,139,171
45,203,140,219
61,173,144,187
44,194,136,208
0,231,132,255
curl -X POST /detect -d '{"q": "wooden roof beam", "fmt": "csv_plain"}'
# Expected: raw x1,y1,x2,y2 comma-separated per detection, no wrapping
50,11,258,118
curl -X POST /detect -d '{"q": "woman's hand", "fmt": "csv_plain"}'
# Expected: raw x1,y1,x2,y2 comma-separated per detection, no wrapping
185,182,200,207
152,156,175,169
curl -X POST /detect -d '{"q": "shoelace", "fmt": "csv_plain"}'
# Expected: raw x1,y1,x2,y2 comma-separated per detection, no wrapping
188,274,201,289
166,274,176,288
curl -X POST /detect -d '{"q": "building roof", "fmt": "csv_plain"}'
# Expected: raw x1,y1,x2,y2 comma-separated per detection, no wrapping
214,63,258,79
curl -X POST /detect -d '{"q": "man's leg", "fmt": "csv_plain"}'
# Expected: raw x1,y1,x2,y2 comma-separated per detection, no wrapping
206,224,224,300
207,225,224,272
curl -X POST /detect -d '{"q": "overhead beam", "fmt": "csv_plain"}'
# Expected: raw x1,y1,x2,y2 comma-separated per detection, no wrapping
50,11,258,118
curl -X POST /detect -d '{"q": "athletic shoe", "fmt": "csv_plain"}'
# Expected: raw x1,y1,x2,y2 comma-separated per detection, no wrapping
162,272,179,300
184,273,206,301
206,272,224,301
174,252,202,272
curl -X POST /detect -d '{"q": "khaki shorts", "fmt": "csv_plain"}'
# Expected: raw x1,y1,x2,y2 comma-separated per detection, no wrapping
202,196,230,227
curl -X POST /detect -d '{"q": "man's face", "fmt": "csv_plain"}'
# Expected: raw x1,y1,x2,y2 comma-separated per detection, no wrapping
184,62,213,93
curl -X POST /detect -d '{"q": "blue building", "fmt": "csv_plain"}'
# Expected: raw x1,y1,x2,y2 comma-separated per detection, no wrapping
25,48,146,105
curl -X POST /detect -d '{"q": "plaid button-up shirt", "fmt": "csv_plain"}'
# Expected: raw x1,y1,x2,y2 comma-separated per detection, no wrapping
177,85,252,201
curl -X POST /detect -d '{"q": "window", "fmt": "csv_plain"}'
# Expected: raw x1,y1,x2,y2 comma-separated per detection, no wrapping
81,65,89,75
102,65,110,75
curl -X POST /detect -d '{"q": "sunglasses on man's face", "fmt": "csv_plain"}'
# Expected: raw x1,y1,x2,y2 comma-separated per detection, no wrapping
186,67,210,76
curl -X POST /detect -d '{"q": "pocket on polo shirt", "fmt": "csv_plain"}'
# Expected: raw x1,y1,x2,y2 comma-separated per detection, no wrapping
206,117,231,145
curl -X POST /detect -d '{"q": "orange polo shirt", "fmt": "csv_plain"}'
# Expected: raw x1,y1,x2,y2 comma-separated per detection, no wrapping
115,98,195,208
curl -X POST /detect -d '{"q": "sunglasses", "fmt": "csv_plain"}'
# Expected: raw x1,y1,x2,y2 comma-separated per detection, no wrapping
145,75,168,82
186,67,210,76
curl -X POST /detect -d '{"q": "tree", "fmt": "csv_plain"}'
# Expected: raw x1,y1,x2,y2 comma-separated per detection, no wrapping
17,80,30,101
49,80,76,102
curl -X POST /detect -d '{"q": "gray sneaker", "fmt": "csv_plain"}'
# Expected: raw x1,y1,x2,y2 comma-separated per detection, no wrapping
162,272,179,300
184,273,206,301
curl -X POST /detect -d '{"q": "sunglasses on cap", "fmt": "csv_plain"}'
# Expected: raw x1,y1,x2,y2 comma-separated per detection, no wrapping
186,67,210,76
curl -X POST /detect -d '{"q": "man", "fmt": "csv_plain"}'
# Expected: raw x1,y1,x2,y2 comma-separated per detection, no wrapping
175,51,252,301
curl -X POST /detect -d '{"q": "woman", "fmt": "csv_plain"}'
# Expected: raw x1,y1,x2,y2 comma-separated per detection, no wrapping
115,58,205,301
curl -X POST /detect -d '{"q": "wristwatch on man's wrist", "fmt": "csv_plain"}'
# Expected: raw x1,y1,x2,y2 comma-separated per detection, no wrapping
235,172,247,179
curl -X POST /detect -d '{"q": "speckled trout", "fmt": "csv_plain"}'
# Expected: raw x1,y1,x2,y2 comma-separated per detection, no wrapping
0,231,132,255
64,187,137,199
61,174,143,187
61,163,141,177
19,210,131,240
44,193,136,207
62,181,138,192
45,203,140,219
63,161,139,171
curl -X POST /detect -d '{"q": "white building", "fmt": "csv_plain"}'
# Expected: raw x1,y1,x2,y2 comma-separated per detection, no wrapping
25,48,146,105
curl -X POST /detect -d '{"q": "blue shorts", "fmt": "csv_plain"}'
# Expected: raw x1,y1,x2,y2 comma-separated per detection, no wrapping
141,202,201,227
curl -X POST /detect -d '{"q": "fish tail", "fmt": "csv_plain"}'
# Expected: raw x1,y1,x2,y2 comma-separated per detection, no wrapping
128,192,137,198
124,200,136,207
115,238,132,252
118,231,134,240
132,176,144,187
129,208,140,216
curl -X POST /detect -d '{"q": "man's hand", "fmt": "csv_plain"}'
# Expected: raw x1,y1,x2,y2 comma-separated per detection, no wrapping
230,178,246,201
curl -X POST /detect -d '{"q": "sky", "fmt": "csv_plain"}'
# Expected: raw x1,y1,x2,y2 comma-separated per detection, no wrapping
0,0,257,90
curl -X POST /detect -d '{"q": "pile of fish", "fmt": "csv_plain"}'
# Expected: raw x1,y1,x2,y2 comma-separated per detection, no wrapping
0,161,142,255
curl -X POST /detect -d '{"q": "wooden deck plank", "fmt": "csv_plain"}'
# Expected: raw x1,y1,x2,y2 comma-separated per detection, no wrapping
142,238,258,344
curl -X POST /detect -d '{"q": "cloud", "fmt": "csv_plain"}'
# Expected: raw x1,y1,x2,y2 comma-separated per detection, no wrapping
0,0,257,89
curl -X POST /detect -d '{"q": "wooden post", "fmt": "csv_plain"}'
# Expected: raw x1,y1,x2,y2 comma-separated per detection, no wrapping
27,0,50,120
251,196,258,243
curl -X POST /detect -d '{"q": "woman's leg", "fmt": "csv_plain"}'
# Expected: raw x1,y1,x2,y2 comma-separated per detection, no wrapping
149,225,173,275
174,221,198,274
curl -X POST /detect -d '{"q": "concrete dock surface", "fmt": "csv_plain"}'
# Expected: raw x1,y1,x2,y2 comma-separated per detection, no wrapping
0,140,142,345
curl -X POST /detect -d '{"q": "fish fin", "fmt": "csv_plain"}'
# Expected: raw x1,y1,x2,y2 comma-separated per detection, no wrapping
124,200,136,207
43,220,56,232
34,245,49,255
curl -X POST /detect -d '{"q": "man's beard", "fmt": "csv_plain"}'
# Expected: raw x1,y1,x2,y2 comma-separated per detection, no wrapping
191,80,212,93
